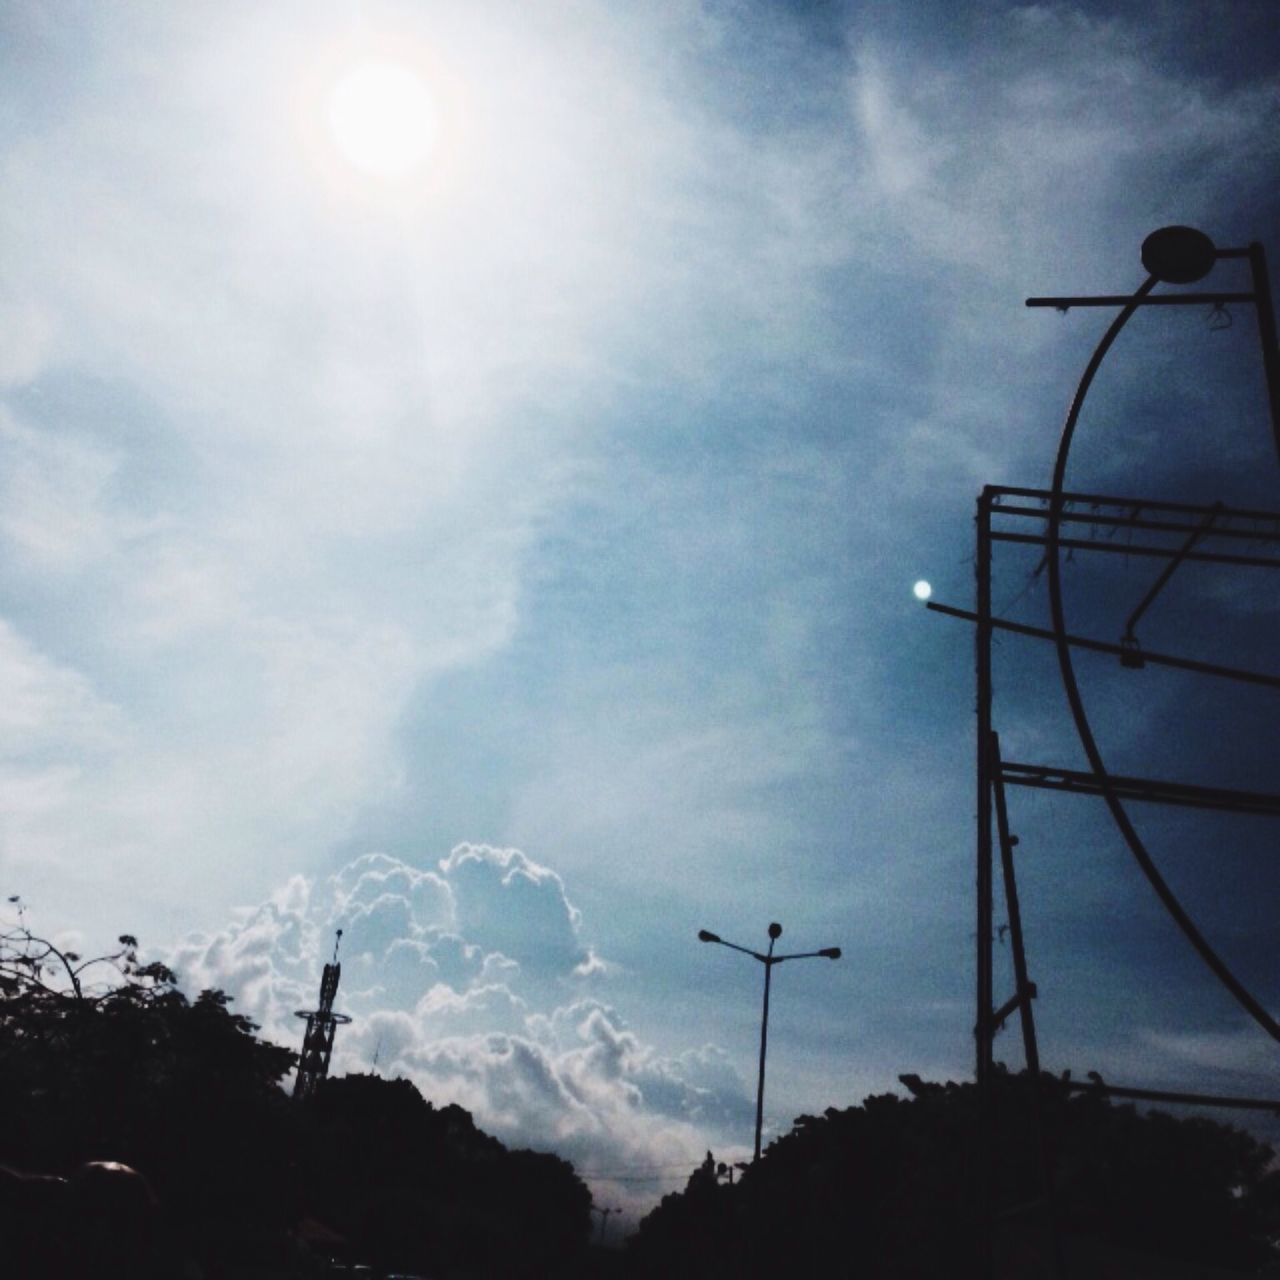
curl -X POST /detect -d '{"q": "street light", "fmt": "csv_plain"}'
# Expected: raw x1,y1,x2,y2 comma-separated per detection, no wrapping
590,1204,621,1245
697,921,841,1162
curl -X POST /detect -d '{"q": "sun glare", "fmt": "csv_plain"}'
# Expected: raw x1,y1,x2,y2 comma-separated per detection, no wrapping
913,579,932,601
327,59,438,181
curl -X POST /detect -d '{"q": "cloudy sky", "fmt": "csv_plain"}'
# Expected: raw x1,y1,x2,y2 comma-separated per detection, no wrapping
3,0,1279,1217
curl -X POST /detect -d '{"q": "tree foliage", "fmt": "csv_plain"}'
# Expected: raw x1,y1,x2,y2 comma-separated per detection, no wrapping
1,903,299,1242
627,1069,1280,1278
302,1072,593,1276
0,900,594,1277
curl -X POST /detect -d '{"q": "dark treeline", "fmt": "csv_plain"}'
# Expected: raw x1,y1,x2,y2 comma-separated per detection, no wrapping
6,915,1280,1277
625,1070,1280,1278
0,918,592,1277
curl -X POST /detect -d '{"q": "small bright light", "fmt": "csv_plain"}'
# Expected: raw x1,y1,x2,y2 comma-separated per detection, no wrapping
913,579,932,601
327,59,438,181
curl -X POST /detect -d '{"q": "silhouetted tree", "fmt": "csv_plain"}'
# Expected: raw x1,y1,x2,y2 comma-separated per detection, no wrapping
1,902,597,1276
625,1149,741,1277
302,1072,594,1277
0,901,298,1269
627,1070,1280,1278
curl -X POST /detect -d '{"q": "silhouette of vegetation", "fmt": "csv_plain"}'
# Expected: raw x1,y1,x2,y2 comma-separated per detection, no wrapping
1,905,305,1273
300,1072,593,1276
0,904,593,1276
627,1069,1280,1277
12,902,1279,1276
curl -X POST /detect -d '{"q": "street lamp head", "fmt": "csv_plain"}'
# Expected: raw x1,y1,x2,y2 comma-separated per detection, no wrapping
820,947,842,960
1141,225,1216,285
767,922,782,940
698,929,721,944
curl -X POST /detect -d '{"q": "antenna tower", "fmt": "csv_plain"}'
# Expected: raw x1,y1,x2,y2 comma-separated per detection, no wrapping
293,929,352,1099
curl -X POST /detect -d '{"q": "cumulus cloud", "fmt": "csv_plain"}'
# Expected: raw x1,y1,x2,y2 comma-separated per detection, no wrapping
440,842,588,976
165,844,754,1213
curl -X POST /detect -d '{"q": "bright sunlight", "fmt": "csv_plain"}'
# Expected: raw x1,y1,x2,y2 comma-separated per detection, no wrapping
327,58,439,181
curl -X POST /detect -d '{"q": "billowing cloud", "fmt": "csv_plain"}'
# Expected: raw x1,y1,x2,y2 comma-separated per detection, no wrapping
165,844,754,1212
440,842,588,977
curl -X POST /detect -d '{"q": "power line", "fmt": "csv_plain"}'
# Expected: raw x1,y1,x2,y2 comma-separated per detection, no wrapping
575,1163,702,1180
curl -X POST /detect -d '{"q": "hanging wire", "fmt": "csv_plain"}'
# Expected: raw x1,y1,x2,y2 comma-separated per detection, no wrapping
994,553,1047,618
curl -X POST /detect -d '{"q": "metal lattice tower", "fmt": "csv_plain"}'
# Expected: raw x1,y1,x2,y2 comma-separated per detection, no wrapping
293,929,352,1100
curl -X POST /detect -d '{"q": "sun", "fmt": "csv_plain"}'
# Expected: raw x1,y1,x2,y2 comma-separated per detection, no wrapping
327,58,439,181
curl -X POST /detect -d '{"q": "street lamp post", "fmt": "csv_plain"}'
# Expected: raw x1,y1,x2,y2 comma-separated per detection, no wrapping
590,1205,621,1245
697,921,841,1162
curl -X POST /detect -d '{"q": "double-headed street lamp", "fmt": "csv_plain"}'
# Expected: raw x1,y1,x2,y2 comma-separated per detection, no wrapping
590,1204,621,1245
697,921,841,1162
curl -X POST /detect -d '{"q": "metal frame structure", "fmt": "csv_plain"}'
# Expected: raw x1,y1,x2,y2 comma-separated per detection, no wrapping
293,929,352,1100
929,228,1280,1277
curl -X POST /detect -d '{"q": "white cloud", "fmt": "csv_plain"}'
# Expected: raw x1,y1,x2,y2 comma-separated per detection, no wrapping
439,843,587,976
0,406,140,573
164,844,753,1214
0,615,131,889
849,9,1278,283
1136,1025,1280,1082
0,299,56,387
3,0,1270,931
0,617,124,758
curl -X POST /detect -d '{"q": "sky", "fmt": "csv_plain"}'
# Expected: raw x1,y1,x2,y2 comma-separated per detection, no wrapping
2,0,1280,1220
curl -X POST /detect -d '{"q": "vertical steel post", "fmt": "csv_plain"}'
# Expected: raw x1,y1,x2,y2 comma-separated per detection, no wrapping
754,935,776,1163
976,489,995,1277
976,490,995,1080
1247,242,1280,463
990,733,1040,1077
991,732,1067,1280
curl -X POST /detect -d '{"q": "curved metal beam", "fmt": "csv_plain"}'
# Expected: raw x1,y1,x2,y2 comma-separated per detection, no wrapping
1044,275,1280,1044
